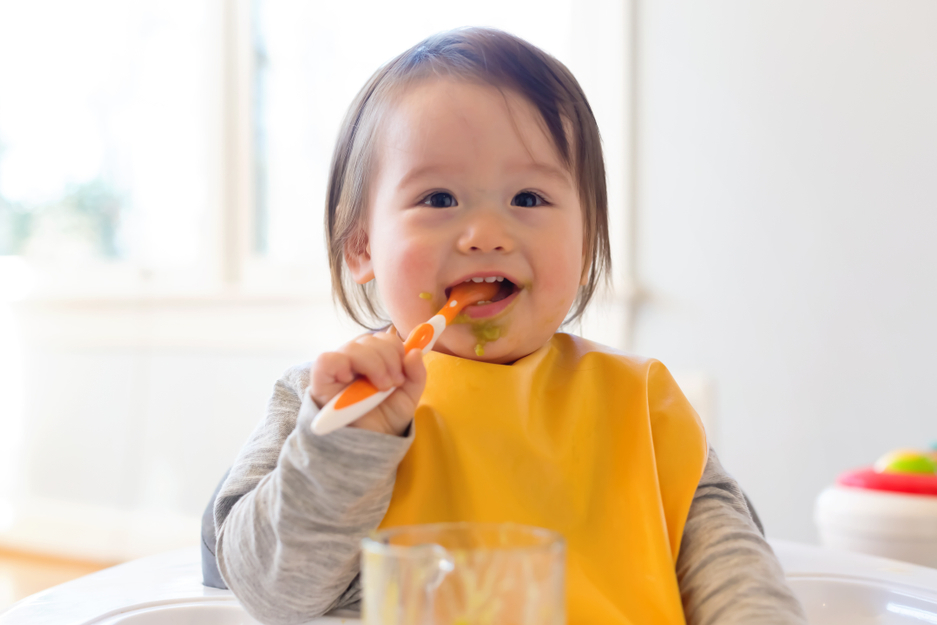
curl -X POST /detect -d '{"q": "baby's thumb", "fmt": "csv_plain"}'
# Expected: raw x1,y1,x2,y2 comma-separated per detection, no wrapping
398,347,427,405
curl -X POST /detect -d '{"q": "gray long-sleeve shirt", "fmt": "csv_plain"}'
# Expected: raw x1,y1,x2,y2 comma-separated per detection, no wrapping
206,363,807,625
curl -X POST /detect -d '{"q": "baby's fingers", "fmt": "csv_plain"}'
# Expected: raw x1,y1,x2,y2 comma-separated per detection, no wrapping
313,351,356,386
396,347,427,406
366,347,425,435
372,331,407,386
343,334,405,391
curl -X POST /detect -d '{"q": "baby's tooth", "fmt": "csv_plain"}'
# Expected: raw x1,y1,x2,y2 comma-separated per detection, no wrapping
484,276,497,283
472,277,484,283
496,276,504,282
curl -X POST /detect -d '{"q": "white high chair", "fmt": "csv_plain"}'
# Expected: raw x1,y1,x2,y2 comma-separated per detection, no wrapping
2,540,936,624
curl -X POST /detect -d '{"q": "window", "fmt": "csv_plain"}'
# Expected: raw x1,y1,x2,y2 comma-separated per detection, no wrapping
0,0,219,297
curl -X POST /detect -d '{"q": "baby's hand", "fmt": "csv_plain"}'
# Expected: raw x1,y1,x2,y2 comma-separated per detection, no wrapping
309,329,426,436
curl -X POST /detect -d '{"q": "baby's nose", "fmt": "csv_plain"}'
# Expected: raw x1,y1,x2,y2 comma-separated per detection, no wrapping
456,208,515,254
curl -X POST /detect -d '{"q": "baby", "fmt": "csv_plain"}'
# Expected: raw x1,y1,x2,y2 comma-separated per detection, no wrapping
202,27,807,625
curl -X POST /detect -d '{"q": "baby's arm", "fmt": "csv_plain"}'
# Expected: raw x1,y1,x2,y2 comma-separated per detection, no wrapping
677,449,808,625
213,334,424,624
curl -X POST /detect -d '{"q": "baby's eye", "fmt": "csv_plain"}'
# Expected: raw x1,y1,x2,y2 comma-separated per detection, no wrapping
511,191,545,208
421,192,457,208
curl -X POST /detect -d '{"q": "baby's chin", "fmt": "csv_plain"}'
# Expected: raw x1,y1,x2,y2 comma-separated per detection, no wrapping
433,335,527,365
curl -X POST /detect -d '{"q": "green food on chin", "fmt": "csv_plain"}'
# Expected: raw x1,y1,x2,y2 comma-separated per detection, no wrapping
453,314,506,358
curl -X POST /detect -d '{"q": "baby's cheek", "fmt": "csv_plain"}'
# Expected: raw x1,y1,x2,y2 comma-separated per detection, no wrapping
380,245,439,323
396,246,436,288
537,267,581,322
398,246,428,271
541,257,581,296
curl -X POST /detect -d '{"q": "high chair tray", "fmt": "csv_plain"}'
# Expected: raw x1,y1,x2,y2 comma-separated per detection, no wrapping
3,541,937,624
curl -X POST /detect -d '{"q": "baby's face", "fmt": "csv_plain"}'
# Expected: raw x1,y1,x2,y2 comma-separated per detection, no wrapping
348,79,585,363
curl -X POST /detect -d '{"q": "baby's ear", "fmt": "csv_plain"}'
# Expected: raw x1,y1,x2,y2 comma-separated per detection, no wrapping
344,230,374,284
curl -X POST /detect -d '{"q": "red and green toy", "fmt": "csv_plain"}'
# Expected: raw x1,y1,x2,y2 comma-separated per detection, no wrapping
837,444,937,497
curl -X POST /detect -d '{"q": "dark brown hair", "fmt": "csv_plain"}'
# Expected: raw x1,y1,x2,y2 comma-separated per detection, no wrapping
325,27,610,328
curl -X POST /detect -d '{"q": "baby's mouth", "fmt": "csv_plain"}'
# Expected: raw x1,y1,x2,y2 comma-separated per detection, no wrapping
445,276,521,319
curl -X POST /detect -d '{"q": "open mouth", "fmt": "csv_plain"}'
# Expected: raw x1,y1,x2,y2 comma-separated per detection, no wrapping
445,275,522,319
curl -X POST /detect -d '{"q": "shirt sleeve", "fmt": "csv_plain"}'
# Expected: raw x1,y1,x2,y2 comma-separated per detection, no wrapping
213,363,412,625
677,448,808,625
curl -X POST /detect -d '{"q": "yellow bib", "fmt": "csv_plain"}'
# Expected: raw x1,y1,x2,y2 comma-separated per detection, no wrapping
379,333,707,624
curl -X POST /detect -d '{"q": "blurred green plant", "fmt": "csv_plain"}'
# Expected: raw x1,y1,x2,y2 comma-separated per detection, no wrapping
0,179,125,259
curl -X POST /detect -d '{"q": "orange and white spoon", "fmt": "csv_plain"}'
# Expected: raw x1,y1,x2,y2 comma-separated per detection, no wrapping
311,281,499,436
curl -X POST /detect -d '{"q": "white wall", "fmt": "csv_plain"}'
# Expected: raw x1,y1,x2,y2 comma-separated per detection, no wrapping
633,0,937,542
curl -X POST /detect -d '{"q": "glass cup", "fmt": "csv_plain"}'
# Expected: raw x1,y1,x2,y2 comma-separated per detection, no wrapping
361,522,565,625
